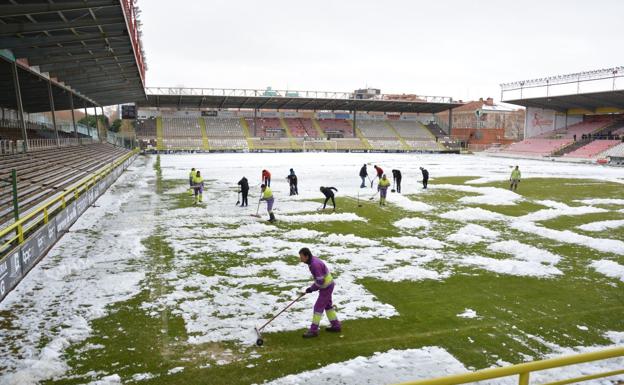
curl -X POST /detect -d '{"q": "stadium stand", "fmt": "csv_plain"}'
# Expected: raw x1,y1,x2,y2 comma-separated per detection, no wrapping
284,118,315,137
535,120,607,139
564,140,622,158
367,139,404,151
406,140,443,151
0,143,130,227
203,117,245,137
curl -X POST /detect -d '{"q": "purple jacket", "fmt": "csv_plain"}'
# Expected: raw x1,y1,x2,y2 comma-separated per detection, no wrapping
306,255,334,292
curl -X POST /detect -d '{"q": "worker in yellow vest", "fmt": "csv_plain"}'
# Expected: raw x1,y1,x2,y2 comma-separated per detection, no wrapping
192,171,204,204
260,184,275,222
188,168,197,195
378,174,391,206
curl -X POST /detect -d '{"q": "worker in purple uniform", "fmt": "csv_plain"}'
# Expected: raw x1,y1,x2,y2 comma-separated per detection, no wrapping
299,247,341,338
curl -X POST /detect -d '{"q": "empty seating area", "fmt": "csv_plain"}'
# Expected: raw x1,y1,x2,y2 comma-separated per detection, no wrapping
599,142,624,158
368,139,404,150
246,118,282,137
162,117,202,138
501,138,572,156
162,138,203,150
250,138,293,150
208,138,248,150
406,140,442,151
390,121,434,140
335,138,366,150
203,117,244,137
536,121,607,139
564,140,622,158
0,143,130,227
136,118,157,138
285,118,317,137
356,121,396,138
317,119,353,136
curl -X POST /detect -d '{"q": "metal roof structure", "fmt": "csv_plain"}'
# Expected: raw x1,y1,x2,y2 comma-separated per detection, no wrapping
504,90,624,113
0,0,146,112
139,87,462,113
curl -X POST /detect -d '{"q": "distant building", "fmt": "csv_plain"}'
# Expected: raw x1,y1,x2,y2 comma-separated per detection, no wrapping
438,97,525,142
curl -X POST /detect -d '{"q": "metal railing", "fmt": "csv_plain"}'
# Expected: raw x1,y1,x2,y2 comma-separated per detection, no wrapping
144,87,455,104
0,149,138,256
396,346,624,385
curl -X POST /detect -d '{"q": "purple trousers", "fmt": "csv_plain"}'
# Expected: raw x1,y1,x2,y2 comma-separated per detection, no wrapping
313,282,335,314
266,197,274,213
379,187,388,198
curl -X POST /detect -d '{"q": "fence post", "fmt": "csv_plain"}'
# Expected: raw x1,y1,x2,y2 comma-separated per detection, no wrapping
518,372,530,385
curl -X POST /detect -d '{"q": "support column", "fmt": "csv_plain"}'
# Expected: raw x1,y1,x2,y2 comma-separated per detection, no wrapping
11,62,28,152
448,108,453,135
565,111,568,130
94,106,100,142
352,110,357,138
47,81,60,147
69,92,77,139
253,108,257,136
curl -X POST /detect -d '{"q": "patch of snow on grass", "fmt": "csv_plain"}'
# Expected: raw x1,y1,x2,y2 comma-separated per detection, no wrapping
448,224,499,244
590,260,624,282
440,208,508,222
279,212,366,223
575,198,624,206
394,217,431,230
388,236,446,249
487,240,561,265
389,195,433,212
519,200,607,222
577,220,624,232
264,346,469,385
457,309,478,319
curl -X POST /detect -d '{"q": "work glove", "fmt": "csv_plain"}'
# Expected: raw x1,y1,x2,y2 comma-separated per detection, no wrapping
305,287,313,293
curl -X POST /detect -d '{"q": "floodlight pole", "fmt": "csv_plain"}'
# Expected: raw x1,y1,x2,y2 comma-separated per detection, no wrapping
68,90,78,140
352,108,357,138
253,108,257,136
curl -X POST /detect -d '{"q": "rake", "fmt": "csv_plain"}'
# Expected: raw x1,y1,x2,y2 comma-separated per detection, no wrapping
254,292,306,346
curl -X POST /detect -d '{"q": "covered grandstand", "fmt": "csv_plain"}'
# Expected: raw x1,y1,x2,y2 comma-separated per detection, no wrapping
493,68,624,161
0,1,145,266
135,87,463,152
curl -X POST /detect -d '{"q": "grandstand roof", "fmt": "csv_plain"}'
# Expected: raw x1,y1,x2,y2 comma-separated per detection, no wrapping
0,0,146,111
505,90,624,113
138,88,462,113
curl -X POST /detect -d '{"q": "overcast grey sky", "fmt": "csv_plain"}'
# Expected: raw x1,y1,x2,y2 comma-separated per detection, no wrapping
139,0,624,101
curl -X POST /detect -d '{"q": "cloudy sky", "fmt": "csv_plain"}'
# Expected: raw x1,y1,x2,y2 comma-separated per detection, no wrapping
139,0,624,101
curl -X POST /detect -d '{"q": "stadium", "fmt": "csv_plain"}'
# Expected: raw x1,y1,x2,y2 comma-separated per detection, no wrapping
0,1,623,385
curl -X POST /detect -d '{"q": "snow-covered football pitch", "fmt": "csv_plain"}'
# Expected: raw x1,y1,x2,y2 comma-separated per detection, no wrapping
0,153,623,385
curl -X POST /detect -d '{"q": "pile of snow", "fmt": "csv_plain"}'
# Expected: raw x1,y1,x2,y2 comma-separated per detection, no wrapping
433,184,522,206
389,194,433,212
575,198,624,206
487,240,561,265
457,255,562,277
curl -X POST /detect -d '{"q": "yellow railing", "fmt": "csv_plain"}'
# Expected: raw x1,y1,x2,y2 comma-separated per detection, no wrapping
396,346,624,385
0,149,138,254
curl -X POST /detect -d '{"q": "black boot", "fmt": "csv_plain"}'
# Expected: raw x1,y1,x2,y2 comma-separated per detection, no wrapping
269,212,276,222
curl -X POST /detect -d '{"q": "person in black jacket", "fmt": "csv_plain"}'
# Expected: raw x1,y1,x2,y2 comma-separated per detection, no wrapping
359,164,368,188
420,167,429,189
391,169,402,193
320,186,338,210
286,168,298,196
238,176,249,207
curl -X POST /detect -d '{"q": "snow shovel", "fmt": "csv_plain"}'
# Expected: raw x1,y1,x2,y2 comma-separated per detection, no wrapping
235,191,241,206
369,176,375,188
250,199,262,218
357,191,362,207
391,180,396,193
368,190,379,201
254,292,306,346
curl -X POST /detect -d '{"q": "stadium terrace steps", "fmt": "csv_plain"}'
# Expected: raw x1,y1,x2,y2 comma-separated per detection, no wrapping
353,125,372,150
239,118,254,150
311,119,326,137
199,118,210,150
135,119,156,138
0,143,130,228
564,140,622,158
279,118,299,150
